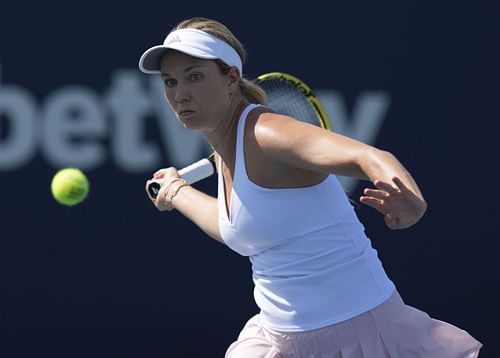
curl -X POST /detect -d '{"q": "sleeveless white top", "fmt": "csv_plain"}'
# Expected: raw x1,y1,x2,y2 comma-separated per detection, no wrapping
218,104,395,332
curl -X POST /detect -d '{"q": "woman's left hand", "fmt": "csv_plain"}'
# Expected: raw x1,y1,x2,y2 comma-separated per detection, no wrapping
360,177,427,230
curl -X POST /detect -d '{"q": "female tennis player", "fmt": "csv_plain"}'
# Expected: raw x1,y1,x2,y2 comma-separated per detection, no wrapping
139,17,482,357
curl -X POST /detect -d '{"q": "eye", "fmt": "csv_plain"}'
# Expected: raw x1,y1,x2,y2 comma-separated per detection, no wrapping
189,72,203,82
163,78,177,88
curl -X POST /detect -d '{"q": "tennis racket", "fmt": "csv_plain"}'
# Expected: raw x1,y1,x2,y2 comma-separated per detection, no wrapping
147,72,331,199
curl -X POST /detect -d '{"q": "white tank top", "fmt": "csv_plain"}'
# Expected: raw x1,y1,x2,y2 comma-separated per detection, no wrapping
218,104,395,332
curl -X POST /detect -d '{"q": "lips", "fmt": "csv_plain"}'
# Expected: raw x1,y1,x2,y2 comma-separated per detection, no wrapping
178,110,194,117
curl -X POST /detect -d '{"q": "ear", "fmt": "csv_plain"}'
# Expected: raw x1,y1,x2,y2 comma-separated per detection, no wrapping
227,67,241,93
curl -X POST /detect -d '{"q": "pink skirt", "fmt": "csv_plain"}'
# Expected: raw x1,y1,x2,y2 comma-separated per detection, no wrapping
225,291,482,357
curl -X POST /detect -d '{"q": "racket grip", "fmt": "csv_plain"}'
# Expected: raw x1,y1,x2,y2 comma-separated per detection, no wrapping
147,158,215,199
178,158,216,184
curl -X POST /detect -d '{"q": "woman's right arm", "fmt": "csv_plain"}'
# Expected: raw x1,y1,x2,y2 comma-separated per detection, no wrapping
169,185,223,243
146,168,224,244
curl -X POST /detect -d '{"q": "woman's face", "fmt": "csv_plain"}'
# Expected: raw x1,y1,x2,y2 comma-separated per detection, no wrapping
160,50,234,132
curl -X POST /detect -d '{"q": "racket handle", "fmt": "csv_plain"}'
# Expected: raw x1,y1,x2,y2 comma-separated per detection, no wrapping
178,158,216,184
147,158,215,199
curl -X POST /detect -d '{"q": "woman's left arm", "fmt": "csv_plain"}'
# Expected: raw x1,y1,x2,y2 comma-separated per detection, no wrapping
252,112,427,229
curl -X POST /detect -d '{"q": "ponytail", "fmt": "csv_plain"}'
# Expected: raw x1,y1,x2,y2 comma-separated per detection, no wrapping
240,78,267,104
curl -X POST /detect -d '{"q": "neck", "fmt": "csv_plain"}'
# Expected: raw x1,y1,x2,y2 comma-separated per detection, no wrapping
206,93,248,163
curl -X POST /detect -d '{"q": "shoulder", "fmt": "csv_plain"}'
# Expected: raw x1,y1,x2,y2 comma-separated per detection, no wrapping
242,106,331,185
245,105,327,151
247,105,302,129
241,106,298,172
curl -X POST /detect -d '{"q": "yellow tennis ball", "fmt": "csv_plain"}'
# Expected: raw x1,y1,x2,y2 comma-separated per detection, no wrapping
51,168,89,206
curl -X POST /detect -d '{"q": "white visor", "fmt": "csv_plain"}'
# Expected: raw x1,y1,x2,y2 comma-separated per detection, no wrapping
138,28,243,75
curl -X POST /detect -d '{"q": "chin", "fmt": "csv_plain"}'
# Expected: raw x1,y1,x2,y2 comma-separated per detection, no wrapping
181,120,204,132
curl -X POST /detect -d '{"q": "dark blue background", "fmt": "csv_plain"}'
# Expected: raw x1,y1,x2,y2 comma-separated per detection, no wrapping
1,1,498,357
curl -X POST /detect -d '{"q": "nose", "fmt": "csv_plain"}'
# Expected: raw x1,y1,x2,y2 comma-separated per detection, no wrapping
174,82,190,103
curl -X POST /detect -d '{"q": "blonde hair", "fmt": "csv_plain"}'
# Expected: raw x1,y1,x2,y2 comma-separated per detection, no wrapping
173,17,267,105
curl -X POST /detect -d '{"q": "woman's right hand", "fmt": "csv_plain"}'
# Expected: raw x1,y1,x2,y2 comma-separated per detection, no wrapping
146,167,223,243
145,167,182,211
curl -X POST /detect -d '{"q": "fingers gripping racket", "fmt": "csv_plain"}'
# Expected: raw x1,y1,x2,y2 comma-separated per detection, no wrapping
147,72,331,199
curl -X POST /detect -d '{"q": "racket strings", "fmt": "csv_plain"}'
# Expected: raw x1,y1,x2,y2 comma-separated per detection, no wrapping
258,79,320,127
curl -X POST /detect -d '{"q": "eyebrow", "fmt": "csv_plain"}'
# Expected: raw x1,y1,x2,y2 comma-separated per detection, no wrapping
161,65,204,77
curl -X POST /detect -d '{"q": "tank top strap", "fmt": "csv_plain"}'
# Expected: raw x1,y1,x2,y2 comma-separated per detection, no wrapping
234,103,260,185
